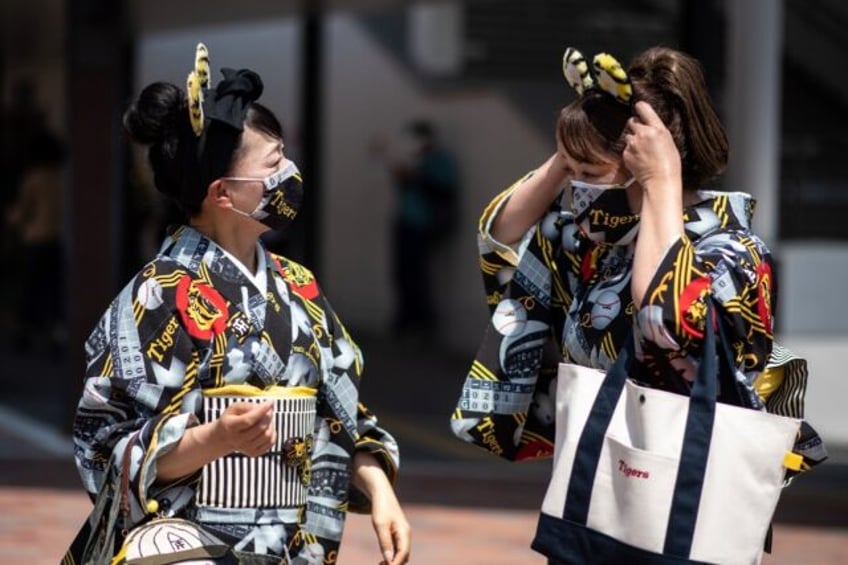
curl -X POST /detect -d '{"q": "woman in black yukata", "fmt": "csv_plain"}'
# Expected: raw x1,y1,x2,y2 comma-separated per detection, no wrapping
68,44,410,565
452,46,825,563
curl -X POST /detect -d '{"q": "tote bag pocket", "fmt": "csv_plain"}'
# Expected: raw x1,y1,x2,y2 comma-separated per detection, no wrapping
589,437,679,553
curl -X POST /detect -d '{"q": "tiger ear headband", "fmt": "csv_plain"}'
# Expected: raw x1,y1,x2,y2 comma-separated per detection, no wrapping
562,47,632,106
187,43,211,136
184,42,264,138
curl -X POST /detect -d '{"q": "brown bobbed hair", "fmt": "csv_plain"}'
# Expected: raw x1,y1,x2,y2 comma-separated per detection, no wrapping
556,47,729,190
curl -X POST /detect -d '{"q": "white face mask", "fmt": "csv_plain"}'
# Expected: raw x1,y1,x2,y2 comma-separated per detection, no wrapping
570,177,640,245
222,160,303,231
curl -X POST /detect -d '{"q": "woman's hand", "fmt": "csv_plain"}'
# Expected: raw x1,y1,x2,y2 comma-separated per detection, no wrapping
156,401,275,483
213,401,277,457
623,101,682,193
352,452,411,565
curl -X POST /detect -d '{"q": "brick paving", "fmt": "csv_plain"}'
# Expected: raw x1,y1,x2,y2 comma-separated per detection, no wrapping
1,485,847,565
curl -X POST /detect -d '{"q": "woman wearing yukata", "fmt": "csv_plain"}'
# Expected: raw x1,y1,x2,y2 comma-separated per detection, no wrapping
68,44,409,564
452,46,823,562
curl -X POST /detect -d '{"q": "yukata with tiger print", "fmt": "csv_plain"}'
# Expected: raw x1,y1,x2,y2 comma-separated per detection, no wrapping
73,225,398,563
451,173,778,462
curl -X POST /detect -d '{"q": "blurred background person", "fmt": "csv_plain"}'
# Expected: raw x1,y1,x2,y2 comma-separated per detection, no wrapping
6,128,67,357
374,119,459,338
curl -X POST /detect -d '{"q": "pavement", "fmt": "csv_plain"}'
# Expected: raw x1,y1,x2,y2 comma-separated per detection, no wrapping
1,332,847,564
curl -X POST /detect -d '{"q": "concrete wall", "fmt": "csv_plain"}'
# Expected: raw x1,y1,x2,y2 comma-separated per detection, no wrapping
321,13,550,353
777,244,848,447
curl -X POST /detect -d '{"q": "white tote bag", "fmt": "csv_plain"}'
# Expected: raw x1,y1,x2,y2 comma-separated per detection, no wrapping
532,309,801,564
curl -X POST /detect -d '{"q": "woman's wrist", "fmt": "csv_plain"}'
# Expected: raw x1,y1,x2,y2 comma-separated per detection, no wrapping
156,421,229,483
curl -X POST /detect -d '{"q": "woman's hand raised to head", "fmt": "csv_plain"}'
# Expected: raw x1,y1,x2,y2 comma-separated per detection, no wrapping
623,101,682,193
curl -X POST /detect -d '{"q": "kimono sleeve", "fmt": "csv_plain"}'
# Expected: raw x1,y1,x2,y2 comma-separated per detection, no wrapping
323,301,399,514
636,230,776,405
73,266,203,529
451,173,570,461
477,172,539,308
297,285,399,557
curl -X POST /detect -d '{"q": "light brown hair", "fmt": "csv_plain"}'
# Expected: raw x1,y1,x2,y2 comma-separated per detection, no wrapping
557,47,729,190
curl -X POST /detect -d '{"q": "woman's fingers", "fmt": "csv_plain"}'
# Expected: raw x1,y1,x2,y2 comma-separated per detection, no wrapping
633,100,664,127
239,401,274,428
389,521,411,564
373,519,396,565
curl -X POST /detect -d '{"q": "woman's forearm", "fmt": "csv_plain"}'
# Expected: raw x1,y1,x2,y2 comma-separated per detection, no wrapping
490,153,569,245
631,177,685,307
155,421,229,482
351,451,391,497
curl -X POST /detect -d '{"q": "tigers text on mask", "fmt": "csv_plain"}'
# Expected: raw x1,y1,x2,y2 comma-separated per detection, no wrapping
222,160,304,231
570,177,639,245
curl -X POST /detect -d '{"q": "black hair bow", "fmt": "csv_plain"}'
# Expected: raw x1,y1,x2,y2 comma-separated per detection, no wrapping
203,68,264,132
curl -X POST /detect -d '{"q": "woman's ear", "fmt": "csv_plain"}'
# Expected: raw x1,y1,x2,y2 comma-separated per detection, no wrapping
206,179,232,209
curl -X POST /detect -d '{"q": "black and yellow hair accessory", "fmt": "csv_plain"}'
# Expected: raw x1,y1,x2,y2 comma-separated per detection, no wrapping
593,52,632,105
181,42,265,204
562,47,595,96
195,43,211,88
562,47,632,107
186,42,209,136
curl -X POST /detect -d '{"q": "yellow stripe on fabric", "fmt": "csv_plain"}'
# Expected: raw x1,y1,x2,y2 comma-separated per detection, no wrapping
480,256,502,276
601,332,617,361
103,353,114,378
163,354,199,415
197,261,214,286
138,415,173,511
723,300,767,332
479,185,518,234
208,331,227,387
302,298,324,324
671,243,690,336
470,360,498,381
133,299,144,325
154,271,186,287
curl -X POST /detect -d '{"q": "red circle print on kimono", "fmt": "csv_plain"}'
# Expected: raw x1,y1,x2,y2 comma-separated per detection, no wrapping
679,276,711,339
176,275,228,340
756,262,774,336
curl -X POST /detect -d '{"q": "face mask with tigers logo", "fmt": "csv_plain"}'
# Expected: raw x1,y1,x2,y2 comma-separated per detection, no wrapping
570,177,639,245
223,160,304,231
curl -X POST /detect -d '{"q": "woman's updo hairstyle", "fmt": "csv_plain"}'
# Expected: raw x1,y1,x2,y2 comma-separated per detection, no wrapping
123,43,273,217
123,82,204,214
628,47,729,190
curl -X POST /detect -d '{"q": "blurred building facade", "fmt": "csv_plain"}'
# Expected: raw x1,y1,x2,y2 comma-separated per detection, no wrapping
1,0,847,445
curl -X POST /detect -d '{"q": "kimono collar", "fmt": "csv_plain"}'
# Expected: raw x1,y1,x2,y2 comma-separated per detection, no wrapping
683,190,756,239
160,225,270,288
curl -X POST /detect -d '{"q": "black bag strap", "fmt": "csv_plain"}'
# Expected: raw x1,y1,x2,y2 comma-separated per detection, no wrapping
663,303,720,555
561,329,633,525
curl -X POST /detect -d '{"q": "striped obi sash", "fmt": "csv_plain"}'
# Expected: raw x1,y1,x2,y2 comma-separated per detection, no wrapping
196,385,317,509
